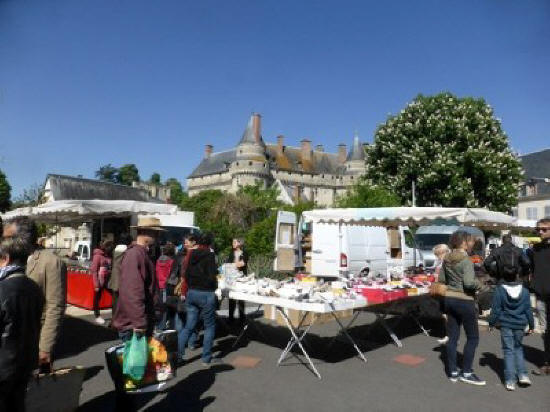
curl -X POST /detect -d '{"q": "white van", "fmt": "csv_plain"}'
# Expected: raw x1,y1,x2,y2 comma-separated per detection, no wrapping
274,210,419,278
415,225,485,268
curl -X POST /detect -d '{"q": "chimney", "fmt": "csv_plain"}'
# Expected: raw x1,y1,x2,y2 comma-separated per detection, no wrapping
252,113,261,143
338,143,347,164
277,135,284,156
205,144,213,158
315,144,324,152
301,138,312,162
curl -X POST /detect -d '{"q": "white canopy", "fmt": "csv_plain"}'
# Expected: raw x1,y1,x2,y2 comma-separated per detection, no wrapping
302,207,518,229
2,199,179,223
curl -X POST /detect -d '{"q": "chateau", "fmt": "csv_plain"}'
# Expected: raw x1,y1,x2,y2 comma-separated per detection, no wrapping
187,113,367,206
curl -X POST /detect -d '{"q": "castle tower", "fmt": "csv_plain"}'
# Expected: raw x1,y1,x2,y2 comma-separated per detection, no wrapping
345,132,367,175
230,113,271,191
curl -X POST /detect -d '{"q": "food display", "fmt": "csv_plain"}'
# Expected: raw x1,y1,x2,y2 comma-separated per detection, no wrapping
217,266,434,307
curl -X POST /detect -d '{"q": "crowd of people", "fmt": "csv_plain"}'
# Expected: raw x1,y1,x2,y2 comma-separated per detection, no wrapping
1,214,549,410
432,218,550,389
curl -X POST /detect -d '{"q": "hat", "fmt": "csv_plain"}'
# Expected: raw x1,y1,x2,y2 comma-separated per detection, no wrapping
131,217,166,231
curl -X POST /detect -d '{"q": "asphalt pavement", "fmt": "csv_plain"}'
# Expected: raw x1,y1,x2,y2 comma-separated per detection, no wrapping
56,305,550,412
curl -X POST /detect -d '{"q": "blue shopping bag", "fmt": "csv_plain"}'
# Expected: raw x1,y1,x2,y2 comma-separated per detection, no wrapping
122,332,148,381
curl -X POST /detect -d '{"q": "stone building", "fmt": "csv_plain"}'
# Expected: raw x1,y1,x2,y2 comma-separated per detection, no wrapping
515,148,550,220
187,113,367,206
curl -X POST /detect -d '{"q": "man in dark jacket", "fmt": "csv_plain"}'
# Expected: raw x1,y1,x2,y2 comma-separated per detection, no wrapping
484,234,531,283
177,234,219,366
0,236,44,412
107,232,133,317
112,218,162,340
527,218,550,375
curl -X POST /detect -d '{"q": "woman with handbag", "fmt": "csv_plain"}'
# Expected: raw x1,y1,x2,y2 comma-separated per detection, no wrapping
91,240,113,325
437,230,485,386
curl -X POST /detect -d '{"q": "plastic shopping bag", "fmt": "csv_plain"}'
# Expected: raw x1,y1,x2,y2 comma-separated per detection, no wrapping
123,332,148,381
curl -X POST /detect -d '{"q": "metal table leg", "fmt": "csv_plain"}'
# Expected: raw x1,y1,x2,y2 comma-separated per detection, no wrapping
278,311,314,364
410,313,430,336
329,310,367,363
326,311,360,351
275,306,322,380
376,313,403,348
232,304,264,349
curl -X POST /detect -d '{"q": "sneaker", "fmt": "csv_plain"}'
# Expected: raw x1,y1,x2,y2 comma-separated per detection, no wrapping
449,371,460,382
505,382,515,391
459,372,486,386
95,316,106,325
201,358,223,368
518,375,532,386
438,336,449,344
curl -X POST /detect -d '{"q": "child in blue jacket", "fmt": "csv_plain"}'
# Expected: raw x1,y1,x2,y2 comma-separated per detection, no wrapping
488,270,535,391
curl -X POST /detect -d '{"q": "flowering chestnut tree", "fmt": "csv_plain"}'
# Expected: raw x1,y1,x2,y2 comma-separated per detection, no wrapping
365,93,522,212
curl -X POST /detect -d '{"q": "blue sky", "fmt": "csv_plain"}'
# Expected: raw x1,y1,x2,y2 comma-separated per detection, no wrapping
1,0,549,196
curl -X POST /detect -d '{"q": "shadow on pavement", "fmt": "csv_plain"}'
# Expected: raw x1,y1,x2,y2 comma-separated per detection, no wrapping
479,351,505,383
144,364,234,412
56,315,118,360
523,344,546,368
84,365,104,382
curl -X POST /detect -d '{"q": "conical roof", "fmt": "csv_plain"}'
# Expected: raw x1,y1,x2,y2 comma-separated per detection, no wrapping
238,113,265,147
346,133,365,161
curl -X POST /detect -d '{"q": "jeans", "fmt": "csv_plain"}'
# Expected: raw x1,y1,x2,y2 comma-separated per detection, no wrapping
175,311,197,350
536,298,549,364
445,297,479,374
93,287,103,317
228,299,245,321
157,289,168,330
501,328,528,384
178,289,217,363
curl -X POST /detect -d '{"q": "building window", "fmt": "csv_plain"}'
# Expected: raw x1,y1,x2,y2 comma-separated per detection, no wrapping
527,207,538,220
545,206,550,218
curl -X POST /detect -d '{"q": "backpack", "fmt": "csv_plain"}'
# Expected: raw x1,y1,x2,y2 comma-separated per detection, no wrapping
497,246,522,278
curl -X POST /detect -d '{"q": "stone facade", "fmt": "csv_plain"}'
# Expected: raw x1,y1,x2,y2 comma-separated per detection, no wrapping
187,113,367,206
515,149,550,220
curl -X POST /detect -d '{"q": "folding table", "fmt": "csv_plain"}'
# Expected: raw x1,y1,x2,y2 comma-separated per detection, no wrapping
225,291,368,379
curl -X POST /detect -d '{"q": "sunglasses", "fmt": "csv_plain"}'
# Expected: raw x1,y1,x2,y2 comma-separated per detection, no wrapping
536,227,549,233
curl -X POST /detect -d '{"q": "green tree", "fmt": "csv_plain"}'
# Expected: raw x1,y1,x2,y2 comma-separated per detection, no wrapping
165,177,186,205
336,181,401,208
12,183,44,208
0,169,11,212
95,164,118,183
117,164,140,186
365,92,523,211
150,172,161,185
245,213,277,257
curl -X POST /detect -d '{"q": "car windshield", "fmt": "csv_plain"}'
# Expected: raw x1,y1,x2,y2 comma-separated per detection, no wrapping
415,234,450,250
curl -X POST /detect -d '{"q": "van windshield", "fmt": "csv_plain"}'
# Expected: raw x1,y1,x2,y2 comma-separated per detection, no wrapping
415,234,450,250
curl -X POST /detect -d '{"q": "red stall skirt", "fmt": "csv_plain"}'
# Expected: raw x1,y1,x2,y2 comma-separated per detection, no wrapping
67,269,112,310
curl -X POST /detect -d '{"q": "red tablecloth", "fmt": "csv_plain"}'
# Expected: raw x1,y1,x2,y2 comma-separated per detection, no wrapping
67,269,112,310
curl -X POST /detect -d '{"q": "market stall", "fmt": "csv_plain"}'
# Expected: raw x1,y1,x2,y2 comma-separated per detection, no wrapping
3,199,179,309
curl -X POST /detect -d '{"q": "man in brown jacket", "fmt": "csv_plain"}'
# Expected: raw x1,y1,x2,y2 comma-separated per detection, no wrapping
112,217,162,340
3,217,67,367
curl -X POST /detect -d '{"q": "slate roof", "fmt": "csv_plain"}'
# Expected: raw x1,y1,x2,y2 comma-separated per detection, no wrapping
347,134,366,161
519,148,550,196
45,174,157,202
188,150,237,178
239,114,265,147
520,148,550,180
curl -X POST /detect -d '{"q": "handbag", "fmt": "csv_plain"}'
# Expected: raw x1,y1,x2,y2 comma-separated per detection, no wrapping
430,262,448,297
26,366,86,412
429,282,447,297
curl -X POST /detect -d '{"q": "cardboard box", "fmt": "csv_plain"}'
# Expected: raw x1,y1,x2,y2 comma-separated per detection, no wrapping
273,308,353,327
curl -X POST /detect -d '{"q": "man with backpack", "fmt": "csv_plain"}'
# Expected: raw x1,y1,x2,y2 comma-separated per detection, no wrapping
484,234,531,284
